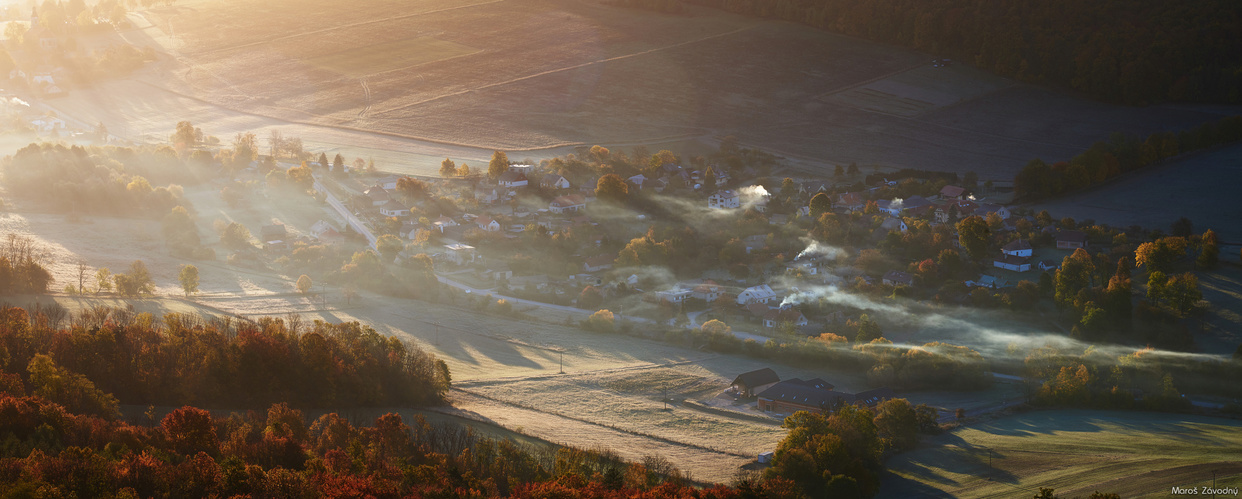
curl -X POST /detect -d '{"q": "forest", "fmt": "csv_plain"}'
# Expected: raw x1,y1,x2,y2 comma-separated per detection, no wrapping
681,0,1242,104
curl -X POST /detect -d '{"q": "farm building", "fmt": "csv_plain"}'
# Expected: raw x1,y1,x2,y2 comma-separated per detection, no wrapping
1056,230,1089,249
443,244,477,265
736,285,777,305
690,280,723,301
379,200,410,218
583,254,613,272
364,187,391,206
731,368,780,398
376,176,400,190
655,288,692,304
757,380,893,415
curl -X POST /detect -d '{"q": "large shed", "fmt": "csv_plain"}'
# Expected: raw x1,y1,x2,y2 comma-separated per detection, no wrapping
731,368,780,398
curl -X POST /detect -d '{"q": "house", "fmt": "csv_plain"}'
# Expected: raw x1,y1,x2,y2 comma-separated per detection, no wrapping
376,176,401,190
476,216,501,232
317,228,344,246
691,281,723,302
787,260,818,276
432,216,458,232
28,25,57,51
1001,239,1033,257
443,244,477,265
800,180,833,195
878,195,932,217
967,275,1012,289
730,368,780,398
786,378,835,391
627,174,648,190
709,190,740,209
550,194,586,214
379,200,410,218
1056,230,1089,249
763,307,808,328
736,284,777,305
974,203,1011,220
746,302,773,319
935,200,978,223
655,288,692,304
364,187,391,206
939,185,967,200
309,220,336,239
1038,260,1060,271
882,270,914,287
705,166,729,186
834,192,865,212
854,388,896,407
993,254,1032,272
474,186,499,204
583,254,614,272
757,381,856,414
497,170,528,188
879,217,908,233
541,174,570,190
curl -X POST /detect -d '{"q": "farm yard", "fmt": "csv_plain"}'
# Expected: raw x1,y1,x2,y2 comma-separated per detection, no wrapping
45,0,1229,179
881,409,1242,498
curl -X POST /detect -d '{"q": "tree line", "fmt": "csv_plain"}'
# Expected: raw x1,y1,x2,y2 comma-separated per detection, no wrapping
679,0,1242,105
1015,115,1242,201
0,306,450,410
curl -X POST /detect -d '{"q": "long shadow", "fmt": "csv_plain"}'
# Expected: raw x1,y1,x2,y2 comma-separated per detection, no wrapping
877,470,957,499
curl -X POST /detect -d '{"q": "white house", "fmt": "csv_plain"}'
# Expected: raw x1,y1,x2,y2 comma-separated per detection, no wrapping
498,170,528,188
550,194,586,214
690,281,723,302
736,284,777,305
1001,239,1032,257
443,244,477,265
476,216,501,232
475,186,499,204
583,254,614,272
656,288,693,304
763,307,808,328
379,200,410,218
879,217,908,233
975,203,1011,220
432,215,458,232
377,175,400,191
627,174,648,190
309,220,336,239
993,254,1032,272
541,174,570,190
364,187,391,206
709,190,740,209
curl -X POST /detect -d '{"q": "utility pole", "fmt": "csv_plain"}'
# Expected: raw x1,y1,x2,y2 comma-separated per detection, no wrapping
559,350,564,374
663,385,668,410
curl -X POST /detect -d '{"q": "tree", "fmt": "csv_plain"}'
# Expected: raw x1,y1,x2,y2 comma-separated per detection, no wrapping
232,132,257,168
456,163,471,177
332,153,345,172
115,260,155,296
318,152,329,169
162,406,219,457
179,264,199,297
595,174,628,203
873,398,919,451
1170,217,1194,237
220,222,252,249
28,354,120,419
95,267,112,294
809,192,832,219
956,216,990,261
487,150,509,180
296,275,313,294
285,162,313,189
855,314,882,343
1055,248,1095,306
1163,273,1202,315
377,234,404,263
1134,237,1187,273
834,165,844,177
1146,270,1167,304
1197,229,1219,269
172,121,197,149
439,158,457,177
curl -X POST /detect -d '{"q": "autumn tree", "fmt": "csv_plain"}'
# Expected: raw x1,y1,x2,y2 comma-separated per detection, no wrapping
296,274,313,294
956,216,990,261
439,158,457,177
595,174,629,204
1134,237,1187,274
1197,229,1219,269
487,150,509,180
28,354,120,419
162,406,219,456
114,260,155,297
1163,273,1202,316
809,192,832,219
377,234,404,263
1054,249,1095,307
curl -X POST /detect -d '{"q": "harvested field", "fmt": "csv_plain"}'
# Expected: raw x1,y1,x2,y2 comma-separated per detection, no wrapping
306,37,481,78
882,409,1242,498
62,0,1232,179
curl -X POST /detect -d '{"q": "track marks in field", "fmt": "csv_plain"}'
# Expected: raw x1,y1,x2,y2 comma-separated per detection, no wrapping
357,79,372,121
373,26,755,117
189,0,505,57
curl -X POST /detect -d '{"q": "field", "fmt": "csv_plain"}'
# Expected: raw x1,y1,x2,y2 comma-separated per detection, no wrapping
32,0,1229,179
882,409,1242,498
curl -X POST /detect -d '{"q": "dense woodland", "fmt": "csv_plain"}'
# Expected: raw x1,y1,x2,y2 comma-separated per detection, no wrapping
680,0,1242,104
